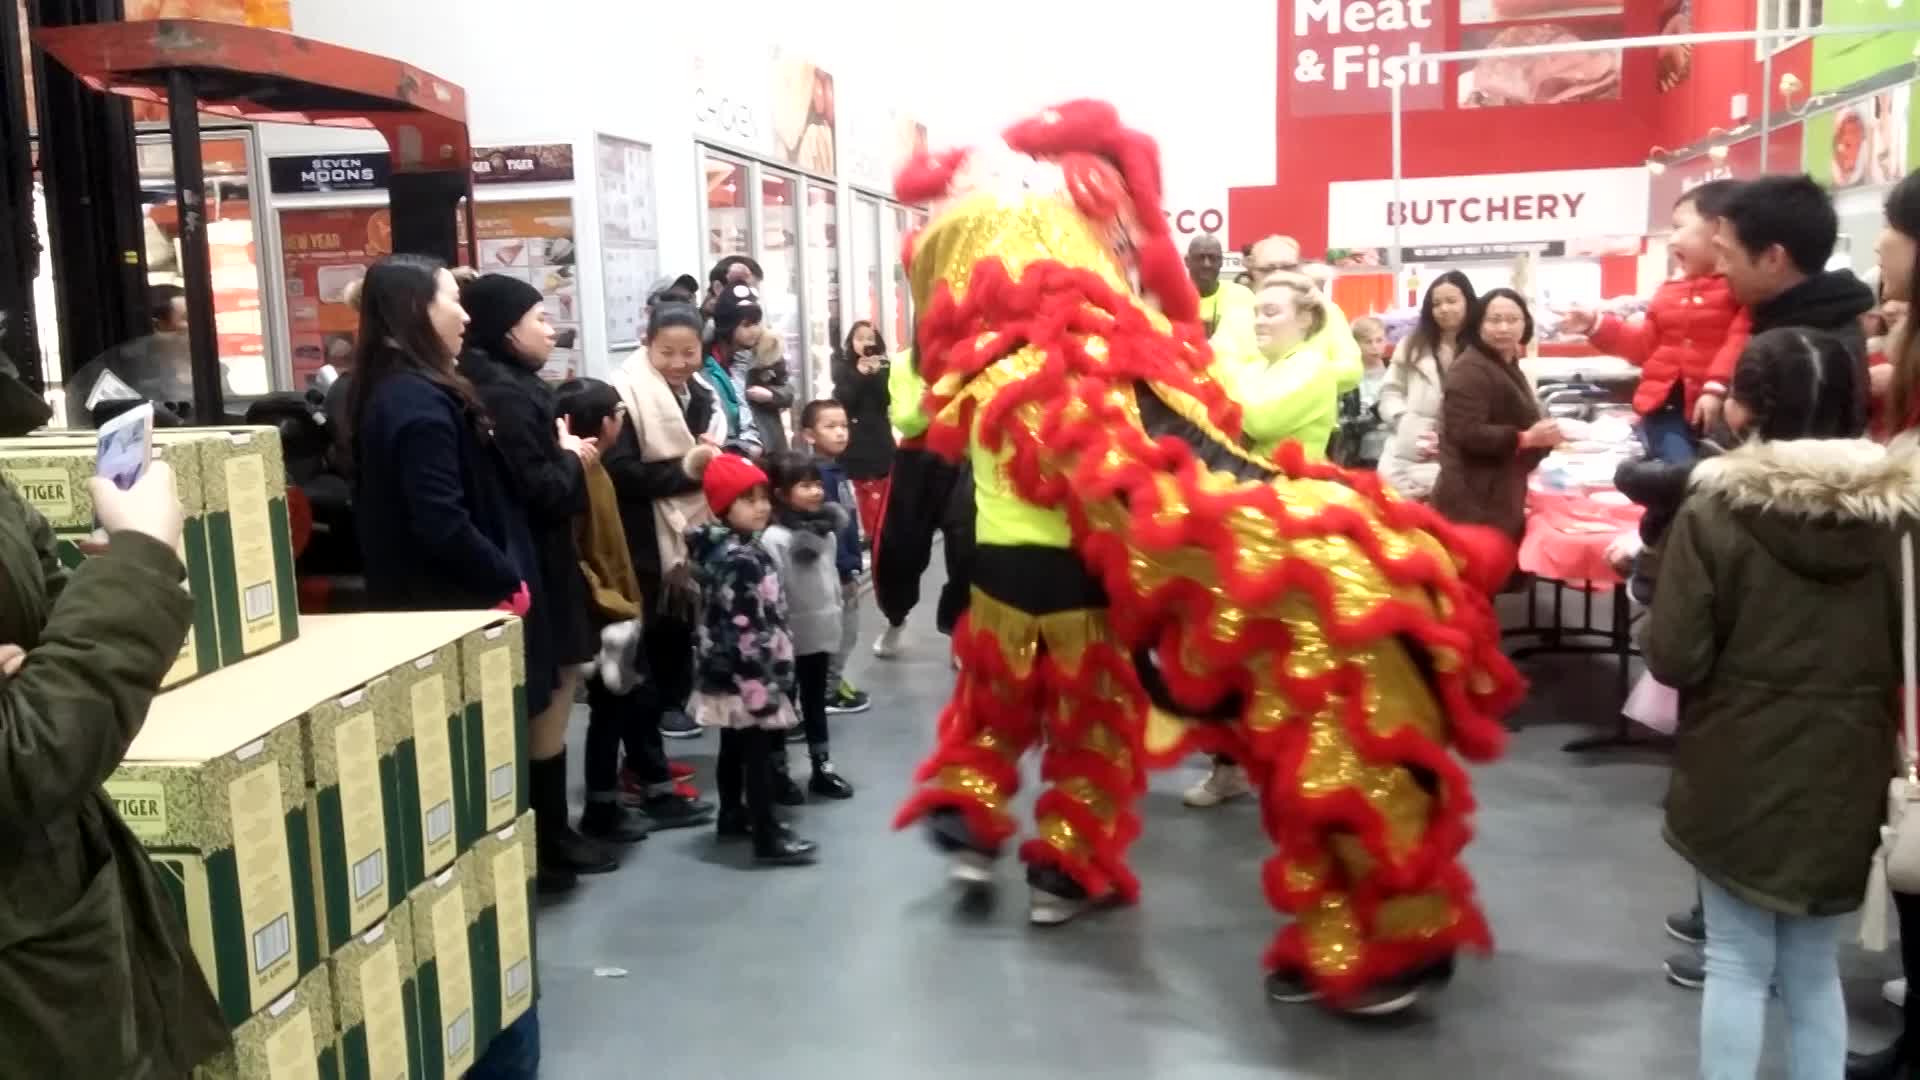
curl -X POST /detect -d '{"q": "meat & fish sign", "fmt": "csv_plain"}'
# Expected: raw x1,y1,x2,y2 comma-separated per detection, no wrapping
1325,168,1650,248
1289,0,1446,117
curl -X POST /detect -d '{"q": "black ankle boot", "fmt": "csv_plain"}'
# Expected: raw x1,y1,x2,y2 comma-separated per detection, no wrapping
579,798,652,844
772,767,806,806
808,756,854,800
716,806,751,839
1848,1038,1905,1079
533,752,618,875
753,823,818,865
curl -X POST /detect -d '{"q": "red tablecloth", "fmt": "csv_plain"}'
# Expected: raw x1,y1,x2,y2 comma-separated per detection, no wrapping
1518,490,1645,588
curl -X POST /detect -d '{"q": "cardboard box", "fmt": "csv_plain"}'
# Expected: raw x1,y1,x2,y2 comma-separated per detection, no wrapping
157,427,301,663
108,719,319,1029
389,638,467,885
460,618,528,837
469,815,538,1047
197,963,340,1080
329,905,420,1080
304,678,408,952
408,862,483,1080
0,439,219,687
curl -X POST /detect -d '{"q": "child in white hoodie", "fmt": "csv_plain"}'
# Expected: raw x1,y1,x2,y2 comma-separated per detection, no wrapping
760,451,857,800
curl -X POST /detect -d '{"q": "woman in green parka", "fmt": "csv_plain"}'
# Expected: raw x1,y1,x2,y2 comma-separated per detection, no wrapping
1648,328,1920,1080
0,459,228,1075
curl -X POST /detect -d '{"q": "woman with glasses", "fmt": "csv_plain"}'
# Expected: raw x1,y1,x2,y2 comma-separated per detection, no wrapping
1431,288,1565,542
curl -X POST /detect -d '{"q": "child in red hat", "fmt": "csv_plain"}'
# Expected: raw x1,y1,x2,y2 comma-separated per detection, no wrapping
686,451,817,864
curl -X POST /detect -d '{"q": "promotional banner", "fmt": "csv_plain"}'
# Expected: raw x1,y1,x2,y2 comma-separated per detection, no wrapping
462,200,581,382
594,134,659,350
1326,167,1649,248
471,145,575,186
279,207,392,390
692,48,839,176
268,154,390,195
1806,87,1911,191
1286,0,1446,117
1457,20,1623,109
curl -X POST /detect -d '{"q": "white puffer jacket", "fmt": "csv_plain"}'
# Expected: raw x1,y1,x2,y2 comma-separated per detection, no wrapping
1376,337,1453,499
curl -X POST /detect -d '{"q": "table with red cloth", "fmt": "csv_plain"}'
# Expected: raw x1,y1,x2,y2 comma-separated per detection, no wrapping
1508,487,1650,753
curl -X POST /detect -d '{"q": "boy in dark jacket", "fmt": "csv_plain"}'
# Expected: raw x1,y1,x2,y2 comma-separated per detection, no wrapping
798,399,872,715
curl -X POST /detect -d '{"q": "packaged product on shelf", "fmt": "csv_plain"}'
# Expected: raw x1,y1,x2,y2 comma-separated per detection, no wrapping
107,706,319,1029
156,427,301,662
469,814,538,1045
303,677,408,951
0,437,219,686
196,963,340,1080
409,860,484,1080
389,635,467,884
460,617,529,836
328,903,419,1080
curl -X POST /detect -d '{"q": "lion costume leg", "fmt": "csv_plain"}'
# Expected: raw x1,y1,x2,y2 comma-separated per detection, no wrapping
896,581,1148,912
1252,671,1492,1009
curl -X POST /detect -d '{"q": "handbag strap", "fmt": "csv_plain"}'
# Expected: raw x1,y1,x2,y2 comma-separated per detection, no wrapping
1903,530,1917,777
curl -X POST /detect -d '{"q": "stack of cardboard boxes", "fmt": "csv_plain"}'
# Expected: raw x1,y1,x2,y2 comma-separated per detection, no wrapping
1,428,540,1079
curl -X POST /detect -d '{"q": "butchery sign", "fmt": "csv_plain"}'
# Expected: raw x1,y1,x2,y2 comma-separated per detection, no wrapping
1325,167,1650,248
1288,0,1446,117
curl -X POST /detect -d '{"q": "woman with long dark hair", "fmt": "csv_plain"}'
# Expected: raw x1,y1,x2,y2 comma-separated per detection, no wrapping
833,320,895,535
1377,271,1476,499
1848,168,1920,1080
1431,287,1564,540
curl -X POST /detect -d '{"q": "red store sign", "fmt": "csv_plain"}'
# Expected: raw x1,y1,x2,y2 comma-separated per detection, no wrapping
1288,0,1446,118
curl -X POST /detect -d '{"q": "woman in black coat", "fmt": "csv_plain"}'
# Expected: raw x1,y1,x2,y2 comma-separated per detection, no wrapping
457,272,616,882
832,320,894,534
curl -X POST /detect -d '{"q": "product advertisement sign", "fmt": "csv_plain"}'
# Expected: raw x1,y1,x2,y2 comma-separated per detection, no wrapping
279,207,392,391
1325,167,1649,248
461,200,581,382
594,134,659,351
1801,0,1920,194
1456,20,1623,108
1287,0,1447,116
691,49,839,176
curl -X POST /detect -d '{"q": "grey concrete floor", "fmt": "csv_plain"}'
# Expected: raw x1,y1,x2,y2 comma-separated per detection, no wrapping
539,581,1903,1078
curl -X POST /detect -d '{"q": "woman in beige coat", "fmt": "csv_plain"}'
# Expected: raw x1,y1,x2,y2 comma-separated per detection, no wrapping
1378,272,1475,499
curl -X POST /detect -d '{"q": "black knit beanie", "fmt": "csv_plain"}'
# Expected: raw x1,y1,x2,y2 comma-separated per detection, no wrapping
461,273,545,357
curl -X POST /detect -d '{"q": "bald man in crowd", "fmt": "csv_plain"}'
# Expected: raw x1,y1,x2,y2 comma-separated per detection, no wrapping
1186,235,1256,355
1244,234,1363,393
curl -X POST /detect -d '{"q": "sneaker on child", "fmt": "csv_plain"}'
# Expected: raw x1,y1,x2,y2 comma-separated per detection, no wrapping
661,709,703,739
874,623,905,659
827,682,872,715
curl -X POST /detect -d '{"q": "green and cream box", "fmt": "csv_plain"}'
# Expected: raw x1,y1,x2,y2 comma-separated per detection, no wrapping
0,438,218,687
408,861,484,1080
328,905,419,1080
460,618,528,839
108,710,319,1030
196,962,340,1080
389,638,467,884
303,677,408,953
469,814,538,1047
157,427,301,664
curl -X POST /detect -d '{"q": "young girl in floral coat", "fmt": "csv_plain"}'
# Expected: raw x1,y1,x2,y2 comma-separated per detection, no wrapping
687,452,817,865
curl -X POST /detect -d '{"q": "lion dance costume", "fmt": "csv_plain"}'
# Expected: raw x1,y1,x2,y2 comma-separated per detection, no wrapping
889,101,1525,1012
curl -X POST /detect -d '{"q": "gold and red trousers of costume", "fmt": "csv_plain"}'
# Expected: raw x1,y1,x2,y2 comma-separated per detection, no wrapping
893,545,1149,902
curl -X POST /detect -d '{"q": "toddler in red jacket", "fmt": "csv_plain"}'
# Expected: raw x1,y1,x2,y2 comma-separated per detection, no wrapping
1561,180,1749,464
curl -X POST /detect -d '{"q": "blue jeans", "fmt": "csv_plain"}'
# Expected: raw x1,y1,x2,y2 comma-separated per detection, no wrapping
1698,877,1845,1080
1641,402,1698,465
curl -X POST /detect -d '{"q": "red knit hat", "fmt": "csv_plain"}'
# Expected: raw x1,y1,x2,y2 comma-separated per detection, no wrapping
702,452,768,516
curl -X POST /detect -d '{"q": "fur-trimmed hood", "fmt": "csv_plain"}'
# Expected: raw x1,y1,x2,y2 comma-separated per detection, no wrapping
1688,436,1920,583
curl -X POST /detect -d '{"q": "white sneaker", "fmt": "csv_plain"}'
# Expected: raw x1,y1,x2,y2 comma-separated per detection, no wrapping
1887,977,1907,1008
949,850,994,887
873,624,905,659
1183,763,1252,808
1029,885,1091,927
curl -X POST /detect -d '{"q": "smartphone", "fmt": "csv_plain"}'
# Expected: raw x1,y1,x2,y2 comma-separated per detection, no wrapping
95,402,155,492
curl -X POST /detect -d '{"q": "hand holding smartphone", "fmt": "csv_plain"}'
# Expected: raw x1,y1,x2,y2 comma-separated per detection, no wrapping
95,402,155,492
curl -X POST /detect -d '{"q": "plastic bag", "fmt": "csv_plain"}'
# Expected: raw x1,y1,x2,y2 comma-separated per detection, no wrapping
1624,671,1678,736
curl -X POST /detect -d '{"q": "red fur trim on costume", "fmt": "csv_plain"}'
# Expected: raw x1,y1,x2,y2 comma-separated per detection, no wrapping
894,147,971,206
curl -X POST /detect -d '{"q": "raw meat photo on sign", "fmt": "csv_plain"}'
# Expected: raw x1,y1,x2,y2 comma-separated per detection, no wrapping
1458,21,1624,108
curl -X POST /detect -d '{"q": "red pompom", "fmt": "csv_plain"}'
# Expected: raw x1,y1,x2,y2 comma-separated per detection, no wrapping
894,147,970,205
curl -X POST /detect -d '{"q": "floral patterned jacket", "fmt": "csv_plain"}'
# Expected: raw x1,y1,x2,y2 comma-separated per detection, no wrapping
686,522,796,717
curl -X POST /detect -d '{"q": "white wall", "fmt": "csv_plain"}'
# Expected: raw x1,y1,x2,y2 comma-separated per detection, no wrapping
255,1,1278,374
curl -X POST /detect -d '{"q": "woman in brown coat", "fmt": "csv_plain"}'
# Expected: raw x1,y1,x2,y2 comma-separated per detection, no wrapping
1431,288,1564,540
